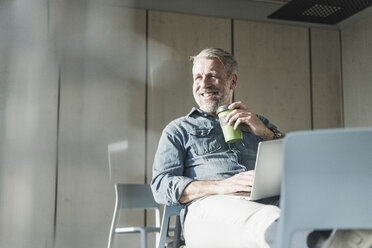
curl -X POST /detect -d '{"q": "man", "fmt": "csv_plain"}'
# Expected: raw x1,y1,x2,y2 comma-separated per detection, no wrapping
151,47,282,247
151,48,372,248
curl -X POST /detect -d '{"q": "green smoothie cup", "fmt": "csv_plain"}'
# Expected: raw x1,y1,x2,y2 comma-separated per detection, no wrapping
216,104,243,143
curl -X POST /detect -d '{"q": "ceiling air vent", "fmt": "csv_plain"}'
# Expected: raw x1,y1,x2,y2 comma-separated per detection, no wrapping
268,0,372,24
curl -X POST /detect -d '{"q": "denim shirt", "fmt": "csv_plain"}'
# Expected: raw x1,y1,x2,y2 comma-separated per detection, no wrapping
151,107,280,209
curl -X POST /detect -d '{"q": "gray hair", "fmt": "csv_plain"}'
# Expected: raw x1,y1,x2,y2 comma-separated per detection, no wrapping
190,48,238,78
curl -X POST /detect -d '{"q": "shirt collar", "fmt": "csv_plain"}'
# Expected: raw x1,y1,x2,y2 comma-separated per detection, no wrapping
186,107,202,117
187,107,218,120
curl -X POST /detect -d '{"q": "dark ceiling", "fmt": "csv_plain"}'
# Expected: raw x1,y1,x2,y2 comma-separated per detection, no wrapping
106,0,372,29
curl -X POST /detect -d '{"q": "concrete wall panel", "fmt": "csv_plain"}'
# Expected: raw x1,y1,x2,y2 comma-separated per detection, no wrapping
234,21,311,133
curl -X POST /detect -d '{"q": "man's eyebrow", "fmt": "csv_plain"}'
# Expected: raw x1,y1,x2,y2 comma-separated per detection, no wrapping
193,70,219,75
210,70,219,74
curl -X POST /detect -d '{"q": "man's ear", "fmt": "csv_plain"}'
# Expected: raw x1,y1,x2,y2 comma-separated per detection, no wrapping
230,74,238,90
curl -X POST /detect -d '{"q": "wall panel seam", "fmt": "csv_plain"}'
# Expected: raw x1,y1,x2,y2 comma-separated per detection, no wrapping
339,30,345,128
309,28,314,130
145,10,149,185
53,65,62,248
231,18,235,103
144,9,149,227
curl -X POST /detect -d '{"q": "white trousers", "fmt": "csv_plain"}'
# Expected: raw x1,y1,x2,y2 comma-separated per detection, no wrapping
183,195,280,248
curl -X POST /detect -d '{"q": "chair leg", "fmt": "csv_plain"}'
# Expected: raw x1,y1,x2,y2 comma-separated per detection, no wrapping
140,229,147,248
107,233,114,248
158,213,171,248
172,216,182,248
107,217,117,248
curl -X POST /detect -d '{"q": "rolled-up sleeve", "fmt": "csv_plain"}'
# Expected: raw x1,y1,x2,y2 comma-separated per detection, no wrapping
257,114,284,135
151,124,194,206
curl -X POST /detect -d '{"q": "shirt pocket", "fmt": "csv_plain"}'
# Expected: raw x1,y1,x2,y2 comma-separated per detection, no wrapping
189,127,222,155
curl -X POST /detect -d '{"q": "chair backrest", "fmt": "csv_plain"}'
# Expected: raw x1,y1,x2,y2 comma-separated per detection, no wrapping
276,128,372,248
108,184,161,248
115,184,159,210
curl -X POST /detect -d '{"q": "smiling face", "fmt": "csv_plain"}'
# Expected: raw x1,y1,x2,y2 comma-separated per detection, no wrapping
192,57,237,115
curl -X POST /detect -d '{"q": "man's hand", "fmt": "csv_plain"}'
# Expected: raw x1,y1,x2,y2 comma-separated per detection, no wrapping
179,170,255,204
219,170,255,194
225,101,274,140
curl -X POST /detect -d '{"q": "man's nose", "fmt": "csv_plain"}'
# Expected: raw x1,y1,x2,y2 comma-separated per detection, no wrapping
199,76,211,88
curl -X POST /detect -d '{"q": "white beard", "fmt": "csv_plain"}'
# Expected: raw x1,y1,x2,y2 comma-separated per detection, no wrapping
194,91,231,113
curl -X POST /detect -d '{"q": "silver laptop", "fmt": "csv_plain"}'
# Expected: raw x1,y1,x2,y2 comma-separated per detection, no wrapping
231,139,283,201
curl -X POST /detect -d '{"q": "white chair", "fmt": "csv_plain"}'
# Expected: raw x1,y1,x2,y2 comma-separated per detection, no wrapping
107,183,161,248
276,128,372,248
